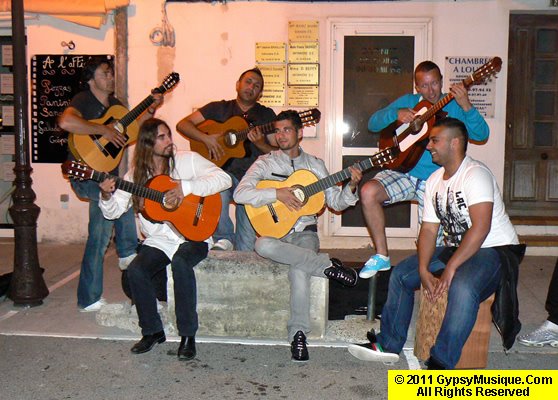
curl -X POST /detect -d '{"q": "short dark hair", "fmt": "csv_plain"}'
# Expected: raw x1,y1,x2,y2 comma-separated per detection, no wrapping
434,117,469,151
415,61,441,78
275,110,302,130
81,56,113,86
238,67,265,91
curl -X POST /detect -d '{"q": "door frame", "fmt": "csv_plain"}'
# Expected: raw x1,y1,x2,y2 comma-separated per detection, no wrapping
323,17,432,238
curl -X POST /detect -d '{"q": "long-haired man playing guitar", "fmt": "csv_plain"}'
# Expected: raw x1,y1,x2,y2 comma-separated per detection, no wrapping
98,118,231,359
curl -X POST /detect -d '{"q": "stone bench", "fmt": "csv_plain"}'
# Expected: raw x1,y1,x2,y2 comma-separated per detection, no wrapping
98,250,329,340
191,251,327,339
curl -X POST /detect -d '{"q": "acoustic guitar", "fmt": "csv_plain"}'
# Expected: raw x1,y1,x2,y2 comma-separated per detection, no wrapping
68,72,180,173
189,108,321,167
245,147,398,238
61,160,221,242
379,57,502,172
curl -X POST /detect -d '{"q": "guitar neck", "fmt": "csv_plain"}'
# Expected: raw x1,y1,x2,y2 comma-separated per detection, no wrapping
234,121,275,142
418,72,478,124
119,95,154,128
304,151,392,197
90,170,164,204
419,93,455,123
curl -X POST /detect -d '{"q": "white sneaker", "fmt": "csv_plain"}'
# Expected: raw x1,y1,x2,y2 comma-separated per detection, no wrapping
80,298,107,313
118,253,137,270
348,342,399,364
518,320,558,347
211,239,234,251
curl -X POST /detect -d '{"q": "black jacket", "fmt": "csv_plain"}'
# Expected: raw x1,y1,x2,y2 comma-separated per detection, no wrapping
492,244,526,351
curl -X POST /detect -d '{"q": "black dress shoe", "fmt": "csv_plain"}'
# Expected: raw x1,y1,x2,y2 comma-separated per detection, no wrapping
178,336,196,361
291,330,309,362
130,331,166,354
324,258,358,287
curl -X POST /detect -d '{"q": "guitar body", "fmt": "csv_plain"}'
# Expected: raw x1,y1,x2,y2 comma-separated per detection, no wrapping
69,105,140,172
246,169,326,238
379,100,437,172
141,175,222,242
69,72,180,172
189,116,250,167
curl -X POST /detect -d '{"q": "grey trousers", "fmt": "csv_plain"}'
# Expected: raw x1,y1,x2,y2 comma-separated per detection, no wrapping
254,230,331,341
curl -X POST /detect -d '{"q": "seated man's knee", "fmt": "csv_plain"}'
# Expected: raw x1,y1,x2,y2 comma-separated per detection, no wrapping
360,180,387,206
448,279,476,305
254,237,276,258
126,261,144,281
390,256,420,290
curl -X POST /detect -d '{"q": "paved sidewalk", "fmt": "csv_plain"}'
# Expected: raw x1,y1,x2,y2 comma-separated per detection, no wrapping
1,240,557,400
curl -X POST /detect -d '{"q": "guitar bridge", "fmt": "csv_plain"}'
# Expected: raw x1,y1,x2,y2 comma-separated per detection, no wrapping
193,197,205,226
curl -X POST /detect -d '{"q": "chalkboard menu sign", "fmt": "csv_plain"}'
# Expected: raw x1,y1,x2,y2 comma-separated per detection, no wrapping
30,54,111,163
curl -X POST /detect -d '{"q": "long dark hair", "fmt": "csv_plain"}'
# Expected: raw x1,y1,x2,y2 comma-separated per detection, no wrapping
132,118,175,211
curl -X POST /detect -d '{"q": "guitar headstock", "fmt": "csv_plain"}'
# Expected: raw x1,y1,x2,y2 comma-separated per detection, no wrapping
466,57,502,87
371,147,399,167
158,72,180,93
299,108,321,127
61,160,94,181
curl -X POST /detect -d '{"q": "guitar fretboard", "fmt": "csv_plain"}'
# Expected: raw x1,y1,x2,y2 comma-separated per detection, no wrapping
119,96,155,128
91,171,164,204
302,149,396,198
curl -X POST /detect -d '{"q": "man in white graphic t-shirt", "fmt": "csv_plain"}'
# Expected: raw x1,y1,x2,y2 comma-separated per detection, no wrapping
348,117,519,369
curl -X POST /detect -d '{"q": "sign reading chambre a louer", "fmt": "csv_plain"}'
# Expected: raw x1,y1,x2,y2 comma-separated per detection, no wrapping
444,56,498,118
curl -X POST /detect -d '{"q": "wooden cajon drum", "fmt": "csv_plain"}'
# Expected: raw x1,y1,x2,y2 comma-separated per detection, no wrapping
414,285,495,369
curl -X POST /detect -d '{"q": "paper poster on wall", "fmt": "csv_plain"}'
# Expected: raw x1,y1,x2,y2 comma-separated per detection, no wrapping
1,134,14,154
1,105,14,126
445,56,497,118
0,73,13,94
1,45,12,66
2,161,14,181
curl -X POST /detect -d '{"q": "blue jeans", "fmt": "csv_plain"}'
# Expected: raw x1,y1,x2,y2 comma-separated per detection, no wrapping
377,247,502,369
72,179,138,308
214,173,257,251
127,242,208,336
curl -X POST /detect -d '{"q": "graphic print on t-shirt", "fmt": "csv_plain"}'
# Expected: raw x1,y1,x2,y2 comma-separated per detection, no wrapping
434,187,471,247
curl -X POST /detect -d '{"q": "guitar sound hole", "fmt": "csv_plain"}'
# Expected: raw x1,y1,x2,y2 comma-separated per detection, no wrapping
224,132,238,148
162,195,179,211
292,187,306,203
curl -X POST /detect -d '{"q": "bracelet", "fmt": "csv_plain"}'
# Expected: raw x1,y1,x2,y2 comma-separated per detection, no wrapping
148,107,156,115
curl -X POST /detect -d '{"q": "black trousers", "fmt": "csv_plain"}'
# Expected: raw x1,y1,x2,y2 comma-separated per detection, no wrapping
546,258,558,325
127,241,208,336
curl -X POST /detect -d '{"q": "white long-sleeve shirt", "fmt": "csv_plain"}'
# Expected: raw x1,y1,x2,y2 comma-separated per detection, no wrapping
99,151,232,259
